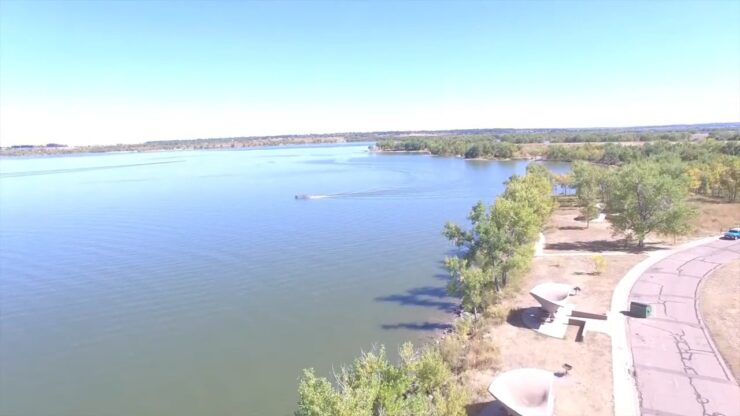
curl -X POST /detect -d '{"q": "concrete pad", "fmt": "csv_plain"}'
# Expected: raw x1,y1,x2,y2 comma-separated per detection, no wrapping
639,274,700,298
678,259,721,277
686,351,733,379
692,378,740,416
521,304,573,339
582,317,610,335
635,366,704,416
701,251,740,264
662,300,701,324
630,280,664,297
622,239,740,416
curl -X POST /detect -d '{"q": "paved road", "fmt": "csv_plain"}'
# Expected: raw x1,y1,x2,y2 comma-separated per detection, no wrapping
628,238,740,416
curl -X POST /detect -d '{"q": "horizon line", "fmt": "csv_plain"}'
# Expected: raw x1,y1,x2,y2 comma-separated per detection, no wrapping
4,120,739,148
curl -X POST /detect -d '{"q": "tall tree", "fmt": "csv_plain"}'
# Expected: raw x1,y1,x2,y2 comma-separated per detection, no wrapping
554,173,573,195
572,161,601,227
606,160,696,248
443,169,551,314
502,169,554,227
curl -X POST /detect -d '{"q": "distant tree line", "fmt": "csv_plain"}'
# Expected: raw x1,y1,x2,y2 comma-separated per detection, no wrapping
553,143,740,202
545,140,740,164
376,129,740,160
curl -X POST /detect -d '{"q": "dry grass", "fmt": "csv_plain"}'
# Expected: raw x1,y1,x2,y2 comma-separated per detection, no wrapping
688,196,740,237
700,260,740,381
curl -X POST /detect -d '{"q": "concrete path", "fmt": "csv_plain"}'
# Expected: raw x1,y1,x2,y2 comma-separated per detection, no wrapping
627,238,740,416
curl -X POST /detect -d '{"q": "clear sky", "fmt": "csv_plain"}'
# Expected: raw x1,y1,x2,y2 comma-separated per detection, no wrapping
1,0,738,146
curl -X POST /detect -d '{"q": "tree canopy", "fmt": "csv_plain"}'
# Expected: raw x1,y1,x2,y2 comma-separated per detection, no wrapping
605,160,696,247
443,166,554,315
295,344,466,416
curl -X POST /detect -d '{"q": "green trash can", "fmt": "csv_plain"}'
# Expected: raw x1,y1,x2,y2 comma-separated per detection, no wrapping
630,302,652,318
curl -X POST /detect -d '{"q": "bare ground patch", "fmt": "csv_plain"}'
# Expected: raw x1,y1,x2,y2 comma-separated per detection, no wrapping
700,259,740,381
688,197,740,237
460,208,647,416
543,208,666,253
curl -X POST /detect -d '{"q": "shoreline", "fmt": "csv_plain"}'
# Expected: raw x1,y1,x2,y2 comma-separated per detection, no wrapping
0,139,368,159
437,200,739,415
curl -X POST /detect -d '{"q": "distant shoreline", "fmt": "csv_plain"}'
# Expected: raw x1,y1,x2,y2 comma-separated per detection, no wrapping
370,148,543,162
3,122,737,158
0,138,360,158
0,122,740,160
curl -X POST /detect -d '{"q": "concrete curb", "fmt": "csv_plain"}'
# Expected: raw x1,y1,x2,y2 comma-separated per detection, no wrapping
609,236,719,416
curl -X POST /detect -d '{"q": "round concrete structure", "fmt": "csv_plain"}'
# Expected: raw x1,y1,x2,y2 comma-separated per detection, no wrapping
488,368,555,416
529,282,576,315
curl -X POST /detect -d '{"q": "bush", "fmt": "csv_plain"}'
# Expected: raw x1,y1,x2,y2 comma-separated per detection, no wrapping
482,303,509,325
296,343,467,416
466,338,500,370
439,334,466,372
454,315,474,337
592,254,607,275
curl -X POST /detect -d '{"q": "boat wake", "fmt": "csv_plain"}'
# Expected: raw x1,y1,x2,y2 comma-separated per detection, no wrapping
294,187,433,200
294,194,331,200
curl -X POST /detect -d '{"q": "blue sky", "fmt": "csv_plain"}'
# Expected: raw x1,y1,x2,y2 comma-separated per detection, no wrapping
1,0,738,145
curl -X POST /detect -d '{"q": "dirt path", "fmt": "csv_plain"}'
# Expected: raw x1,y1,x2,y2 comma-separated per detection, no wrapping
627,239,740,416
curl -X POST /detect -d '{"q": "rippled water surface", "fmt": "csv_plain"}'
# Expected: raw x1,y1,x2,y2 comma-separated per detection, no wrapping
0,144,568,415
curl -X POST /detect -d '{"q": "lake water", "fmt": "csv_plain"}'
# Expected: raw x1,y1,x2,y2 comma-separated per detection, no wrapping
0,143,568,416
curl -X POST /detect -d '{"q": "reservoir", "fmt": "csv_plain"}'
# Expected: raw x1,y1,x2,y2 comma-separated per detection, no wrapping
0,143,568,415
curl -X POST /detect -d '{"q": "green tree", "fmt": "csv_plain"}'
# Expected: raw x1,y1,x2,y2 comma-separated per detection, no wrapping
606,160,696,248
718,156,740,201
487,197,538,288
295,344,466,416
572,161,601,227
502,170,554,227
554,173,573,195
444,259,487,317
442,168,552,314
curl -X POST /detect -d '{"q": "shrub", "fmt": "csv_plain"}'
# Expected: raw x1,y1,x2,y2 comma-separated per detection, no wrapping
466,339,500,370
592,254,607,275
439,334,466,372
482,303,509,325
296,343,467,416
454,315,474,337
